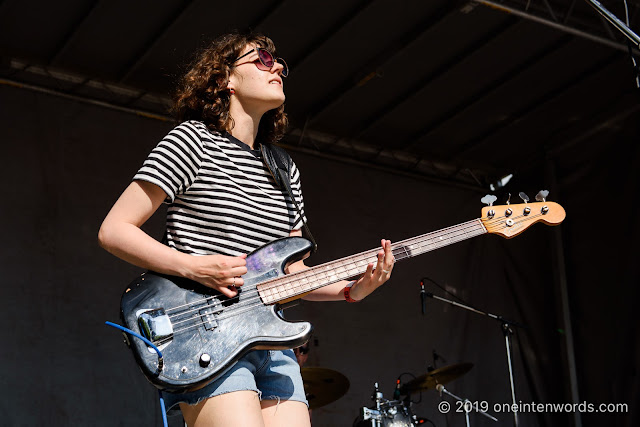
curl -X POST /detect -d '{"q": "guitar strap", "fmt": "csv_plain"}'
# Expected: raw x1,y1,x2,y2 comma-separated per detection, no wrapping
260,142,318,253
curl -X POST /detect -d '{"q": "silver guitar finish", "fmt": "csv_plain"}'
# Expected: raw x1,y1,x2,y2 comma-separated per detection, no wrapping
120,237,315,392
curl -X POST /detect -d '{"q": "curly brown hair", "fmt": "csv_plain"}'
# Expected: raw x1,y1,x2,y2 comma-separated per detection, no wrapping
172,32,288,144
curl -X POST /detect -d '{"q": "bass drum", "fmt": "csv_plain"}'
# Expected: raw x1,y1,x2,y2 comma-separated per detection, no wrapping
353,401,415,427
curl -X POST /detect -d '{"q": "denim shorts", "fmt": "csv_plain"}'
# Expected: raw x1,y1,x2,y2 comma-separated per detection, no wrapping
160,349,308,411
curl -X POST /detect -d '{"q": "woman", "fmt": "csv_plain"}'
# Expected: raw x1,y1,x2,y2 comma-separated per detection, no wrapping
98,32,395,427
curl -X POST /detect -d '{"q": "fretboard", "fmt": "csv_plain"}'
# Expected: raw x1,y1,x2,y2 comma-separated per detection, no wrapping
258,219,487,304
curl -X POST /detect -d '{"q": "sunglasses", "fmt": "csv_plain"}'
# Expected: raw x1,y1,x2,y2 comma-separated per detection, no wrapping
232,47,289,77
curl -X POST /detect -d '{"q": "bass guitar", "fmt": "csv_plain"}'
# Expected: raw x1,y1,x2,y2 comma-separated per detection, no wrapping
118,195,565,391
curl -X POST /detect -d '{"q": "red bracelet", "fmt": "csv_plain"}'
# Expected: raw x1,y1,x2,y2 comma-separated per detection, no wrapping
343,281,359,303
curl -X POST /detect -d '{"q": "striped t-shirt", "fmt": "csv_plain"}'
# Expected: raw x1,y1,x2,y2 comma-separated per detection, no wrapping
134,120,306,256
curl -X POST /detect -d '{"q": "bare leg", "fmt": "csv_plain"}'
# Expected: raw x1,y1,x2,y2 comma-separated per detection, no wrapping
261,399,311,427
180,390,264,427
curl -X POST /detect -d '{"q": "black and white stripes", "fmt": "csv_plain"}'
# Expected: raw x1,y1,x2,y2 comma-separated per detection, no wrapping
134,121,305,256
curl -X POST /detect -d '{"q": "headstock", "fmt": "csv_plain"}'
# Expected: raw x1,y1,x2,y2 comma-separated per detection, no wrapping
480,191,566,238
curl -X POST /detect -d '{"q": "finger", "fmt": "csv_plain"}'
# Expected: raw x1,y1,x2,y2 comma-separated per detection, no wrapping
231,276,244,287
364,262,374,278
369,243,388,279
385,239,392,256
227,254,247,267
384,240,394,267
216,254,247,269
230,266,248,278
383,239,391,256
217,284,238,298
374,251,385,276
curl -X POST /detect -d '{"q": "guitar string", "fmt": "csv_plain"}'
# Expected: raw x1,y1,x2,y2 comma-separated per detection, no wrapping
163,223,495,339
156,212,548,340
162,213,534,331
163,218,486,322
163,212,538,324
164,223,486,330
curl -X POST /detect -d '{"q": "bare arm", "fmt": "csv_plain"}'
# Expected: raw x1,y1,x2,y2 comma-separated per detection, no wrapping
98,180,247,298
285,230,395,302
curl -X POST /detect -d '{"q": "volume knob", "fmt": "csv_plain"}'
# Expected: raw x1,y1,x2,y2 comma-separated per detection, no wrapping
200,353,211,367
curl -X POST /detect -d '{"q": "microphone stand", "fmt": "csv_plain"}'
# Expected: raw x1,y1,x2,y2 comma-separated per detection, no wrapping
426,292,525,427
436,384,499,426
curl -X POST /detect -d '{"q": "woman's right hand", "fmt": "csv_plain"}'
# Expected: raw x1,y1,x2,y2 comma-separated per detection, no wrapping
99,181,249,298
186,253,248,298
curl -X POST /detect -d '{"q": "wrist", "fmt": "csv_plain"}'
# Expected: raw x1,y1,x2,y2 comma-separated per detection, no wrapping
343,281,361,303
175,251,197,279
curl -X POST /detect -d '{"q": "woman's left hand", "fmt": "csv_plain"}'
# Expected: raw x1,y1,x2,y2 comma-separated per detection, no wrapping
349,239,395,301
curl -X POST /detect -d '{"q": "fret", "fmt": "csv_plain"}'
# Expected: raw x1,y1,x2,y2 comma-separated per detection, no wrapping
258,219,489,304
392,245,408,260
283,286,294,298
332,262,350,279
316,267,331,283
302,271,319,292
345,264,361,278
400,245,410,258
306,268,324,291
298,274,310,289
321,264,339,282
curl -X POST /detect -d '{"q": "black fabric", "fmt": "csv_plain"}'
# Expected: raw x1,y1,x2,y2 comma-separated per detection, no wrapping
500,116,640,426
1,83,637,426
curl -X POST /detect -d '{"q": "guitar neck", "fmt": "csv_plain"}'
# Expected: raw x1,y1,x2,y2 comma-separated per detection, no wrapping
258,219,487,304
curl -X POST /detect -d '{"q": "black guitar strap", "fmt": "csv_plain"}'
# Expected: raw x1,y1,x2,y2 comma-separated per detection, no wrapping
260,142,318,253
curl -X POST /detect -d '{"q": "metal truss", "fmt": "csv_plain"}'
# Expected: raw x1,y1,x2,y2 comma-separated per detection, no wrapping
469,0,640,52
9,1,639,189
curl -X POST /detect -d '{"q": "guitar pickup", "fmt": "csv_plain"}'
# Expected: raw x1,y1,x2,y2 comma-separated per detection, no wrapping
137,308,174,344
199,305,220,331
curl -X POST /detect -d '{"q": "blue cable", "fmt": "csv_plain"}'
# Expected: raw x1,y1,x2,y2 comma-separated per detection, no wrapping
105,321,169,427
105,321,163,358
158,390,168,427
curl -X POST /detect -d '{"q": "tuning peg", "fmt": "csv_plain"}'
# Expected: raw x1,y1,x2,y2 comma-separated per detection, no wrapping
481,194,498,207
505,194,513,216
535,190,549,202
519,192,532,216
518,192,529,203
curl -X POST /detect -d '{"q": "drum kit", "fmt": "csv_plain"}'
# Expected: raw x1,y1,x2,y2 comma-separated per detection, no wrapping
301,362,483,426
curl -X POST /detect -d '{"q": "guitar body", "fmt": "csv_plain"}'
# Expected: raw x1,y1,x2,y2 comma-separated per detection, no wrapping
120,236,315,392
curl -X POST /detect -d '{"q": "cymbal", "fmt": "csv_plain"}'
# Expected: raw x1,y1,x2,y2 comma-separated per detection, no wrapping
401,363,473,393
301,367,350,409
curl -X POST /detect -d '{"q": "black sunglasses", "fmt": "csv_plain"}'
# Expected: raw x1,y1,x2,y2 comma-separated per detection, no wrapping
232,47,289,77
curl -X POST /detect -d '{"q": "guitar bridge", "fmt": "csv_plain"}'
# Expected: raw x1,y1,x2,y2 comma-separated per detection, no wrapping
137,308,174,344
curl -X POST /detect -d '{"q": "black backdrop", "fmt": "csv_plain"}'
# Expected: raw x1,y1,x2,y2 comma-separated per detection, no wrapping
0,82,637,426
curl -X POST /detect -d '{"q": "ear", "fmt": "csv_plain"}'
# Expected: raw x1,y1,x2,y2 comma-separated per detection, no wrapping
225,78,236,95
224,71,234,87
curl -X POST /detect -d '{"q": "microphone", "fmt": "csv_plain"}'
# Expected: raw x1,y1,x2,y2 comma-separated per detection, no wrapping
393,378,401,399
420,279,426,315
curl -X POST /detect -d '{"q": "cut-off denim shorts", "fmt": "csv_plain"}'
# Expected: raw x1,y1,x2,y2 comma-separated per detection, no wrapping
160,349,308,411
